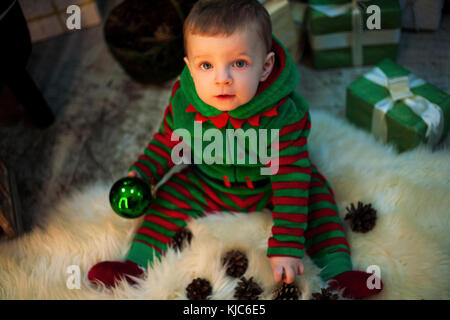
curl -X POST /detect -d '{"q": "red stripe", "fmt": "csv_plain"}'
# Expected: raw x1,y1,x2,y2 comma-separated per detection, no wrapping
309,208,339,221
272,212,308,223
151,203,191,221
274,166,311,175
154,132,179,149
272,226,304,237
132,162,156,185
138,154,165,176
310,180,334,197
147,143,172,162
279,113,310,137
309,193,336,205
306,238,350,257
223,191,266,210
332,248,351,255
171,80,181,98
165,180,208,211
162,104,174,135
272,137,307,151
196,178,237,211
144,215,180,231
158,190,194,210
272,181,309,190
277,151,309,166
137,227,171,244
133,239,163,255
272,196,308,207
304,222,344,240
268,238,304,250
175,173,222,212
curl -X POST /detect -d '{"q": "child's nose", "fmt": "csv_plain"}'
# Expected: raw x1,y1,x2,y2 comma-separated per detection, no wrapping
215,68,232,86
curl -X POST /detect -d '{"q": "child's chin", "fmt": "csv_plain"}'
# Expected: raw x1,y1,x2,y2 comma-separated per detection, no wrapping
213,104,240,112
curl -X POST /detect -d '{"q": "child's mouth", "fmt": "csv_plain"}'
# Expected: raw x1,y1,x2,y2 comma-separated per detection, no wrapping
216,95,234,100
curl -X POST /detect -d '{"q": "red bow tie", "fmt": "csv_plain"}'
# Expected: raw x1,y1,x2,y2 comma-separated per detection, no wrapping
186,97,286,129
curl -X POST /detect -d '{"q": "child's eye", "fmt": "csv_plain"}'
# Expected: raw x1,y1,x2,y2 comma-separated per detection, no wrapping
234,60,248,68
200,62,212,70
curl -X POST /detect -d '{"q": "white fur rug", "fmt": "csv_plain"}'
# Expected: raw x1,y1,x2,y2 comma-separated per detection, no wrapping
1,110,449,300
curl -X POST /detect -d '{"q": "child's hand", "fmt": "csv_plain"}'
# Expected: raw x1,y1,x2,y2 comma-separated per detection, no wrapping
128,170,142,179
270,256,304,284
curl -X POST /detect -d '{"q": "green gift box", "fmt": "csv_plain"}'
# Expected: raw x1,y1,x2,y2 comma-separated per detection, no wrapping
307,0,401,69
346,59,450,152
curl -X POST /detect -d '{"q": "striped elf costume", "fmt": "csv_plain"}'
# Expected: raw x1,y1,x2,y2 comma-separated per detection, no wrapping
88,36,382,298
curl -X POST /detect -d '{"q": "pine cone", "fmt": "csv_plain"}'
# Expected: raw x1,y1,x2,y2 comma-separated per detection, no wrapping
171,227,193,251
272,282,301,300
234,277,263,300
311,288,339,300
222,250,248,278
186,278,212,300
344,201,377,233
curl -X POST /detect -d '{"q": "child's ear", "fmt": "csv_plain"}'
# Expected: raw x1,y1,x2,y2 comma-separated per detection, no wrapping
184,57,191,72
260,51,275,82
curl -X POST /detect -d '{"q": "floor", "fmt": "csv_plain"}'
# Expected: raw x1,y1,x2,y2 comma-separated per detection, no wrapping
0,3,449,233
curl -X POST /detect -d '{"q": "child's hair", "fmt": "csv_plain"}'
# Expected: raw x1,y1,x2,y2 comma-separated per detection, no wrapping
183,0,272,55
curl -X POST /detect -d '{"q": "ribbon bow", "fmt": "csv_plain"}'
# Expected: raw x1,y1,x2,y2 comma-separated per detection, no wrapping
364,67,444,146
186,97,286,129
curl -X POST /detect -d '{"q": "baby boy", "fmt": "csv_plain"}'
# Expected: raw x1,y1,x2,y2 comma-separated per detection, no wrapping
88,0,383,299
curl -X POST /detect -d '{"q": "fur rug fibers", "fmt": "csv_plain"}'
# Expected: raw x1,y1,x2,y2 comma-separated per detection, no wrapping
0,110,449,300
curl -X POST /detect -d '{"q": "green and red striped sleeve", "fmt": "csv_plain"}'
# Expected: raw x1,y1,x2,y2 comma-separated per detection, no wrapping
267,111,312,259
128,80,181,186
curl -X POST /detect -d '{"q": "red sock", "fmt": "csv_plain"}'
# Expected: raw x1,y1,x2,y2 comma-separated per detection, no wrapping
328,270,383,299
88,260,145,288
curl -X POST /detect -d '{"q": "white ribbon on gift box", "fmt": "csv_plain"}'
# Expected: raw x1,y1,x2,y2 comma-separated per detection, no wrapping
363,67,444,146
309,0,400,66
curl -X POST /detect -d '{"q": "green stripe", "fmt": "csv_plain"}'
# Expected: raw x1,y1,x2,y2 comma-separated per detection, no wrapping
148,198,202,220
290,158,311,167
152,139,172,155
166,113,174,128
144,149,167,168
134,233,167,252
161,183,207,212
308,201,338,213
267,246,304,259
306,217,345,235
271,172,310,182
305,230,347,247
309,251,352,281
278,144,308,156
278,129,306,142
254,190,272,212
273,234,306,244
273,219,307,230
126,240,162,269
273,205,308,214
309,187,330,195
273,188,308,198
308,245,350,260
146,209,191,227
171,175,208,207
141,221,175,237
136,158,161,181
185,170,242,211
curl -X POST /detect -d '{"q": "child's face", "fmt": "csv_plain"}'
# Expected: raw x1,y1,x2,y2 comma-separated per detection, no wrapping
184,25,275,112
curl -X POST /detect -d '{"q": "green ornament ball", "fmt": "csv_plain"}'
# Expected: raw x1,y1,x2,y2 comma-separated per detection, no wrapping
109,177,152,219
